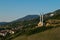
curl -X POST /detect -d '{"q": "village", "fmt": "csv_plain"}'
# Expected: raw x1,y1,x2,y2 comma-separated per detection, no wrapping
0,26,22,37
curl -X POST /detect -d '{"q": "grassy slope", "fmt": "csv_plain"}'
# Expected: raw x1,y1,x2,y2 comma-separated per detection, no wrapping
13,27,60,40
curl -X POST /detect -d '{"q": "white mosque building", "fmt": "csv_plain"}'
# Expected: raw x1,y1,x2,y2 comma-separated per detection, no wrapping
38,13,44,27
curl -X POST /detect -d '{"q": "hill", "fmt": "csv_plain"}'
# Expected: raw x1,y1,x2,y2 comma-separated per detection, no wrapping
12,15,39,22
13,27,60,40
0,22,8,25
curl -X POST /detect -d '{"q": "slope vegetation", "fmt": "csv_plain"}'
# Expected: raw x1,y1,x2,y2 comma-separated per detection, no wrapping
13,27,60,40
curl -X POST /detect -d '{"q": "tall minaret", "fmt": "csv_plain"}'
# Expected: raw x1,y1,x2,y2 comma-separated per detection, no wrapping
38,13,43,27
42,13,43,26
40,13,41,22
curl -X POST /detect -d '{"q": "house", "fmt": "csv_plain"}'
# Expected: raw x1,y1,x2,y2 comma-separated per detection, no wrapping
9,29,15,34
0,30,7,36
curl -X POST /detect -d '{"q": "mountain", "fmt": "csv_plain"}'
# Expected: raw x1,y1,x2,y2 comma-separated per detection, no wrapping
13,15,39,22
0,22,8,25
12,9,60,23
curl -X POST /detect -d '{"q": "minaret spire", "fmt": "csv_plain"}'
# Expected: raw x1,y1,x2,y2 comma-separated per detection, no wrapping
42,13,43,26
40,13,41,22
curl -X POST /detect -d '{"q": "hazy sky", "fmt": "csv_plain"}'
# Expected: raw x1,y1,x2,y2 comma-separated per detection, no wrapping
0,0,60,22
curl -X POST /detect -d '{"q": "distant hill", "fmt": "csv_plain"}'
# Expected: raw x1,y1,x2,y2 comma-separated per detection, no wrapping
13,15,39,22
0,22,8,25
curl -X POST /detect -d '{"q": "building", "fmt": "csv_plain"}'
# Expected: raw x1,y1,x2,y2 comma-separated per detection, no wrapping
9,30,15,34
0,30,7,36
46,19,60,27
38,13,43,27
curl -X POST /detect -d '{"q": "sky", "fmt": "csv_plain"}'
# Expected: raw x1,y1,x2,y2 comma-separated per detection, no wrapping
0,0,60,22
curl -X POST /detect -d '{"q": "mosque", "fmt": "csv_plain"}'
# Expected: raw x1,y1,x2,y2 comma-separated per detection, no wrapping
38,13,44,27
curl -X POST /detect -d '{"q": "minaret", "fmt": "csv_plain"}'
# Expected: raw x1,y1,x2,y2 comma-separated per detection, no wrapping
40,13,41,22
42,13,43,26
38,13,43,27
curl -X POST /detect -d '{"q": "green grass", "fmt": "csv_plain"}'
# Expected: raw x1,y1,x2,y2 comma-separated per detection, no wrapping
13,27,60,40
